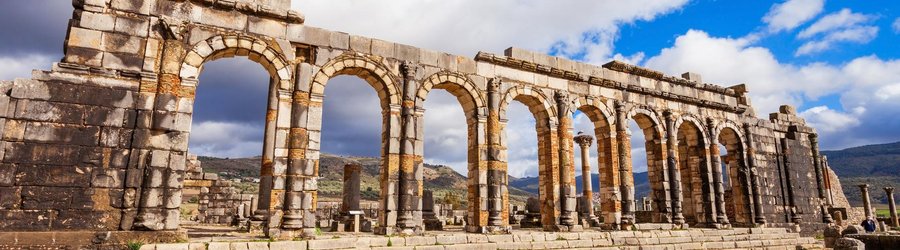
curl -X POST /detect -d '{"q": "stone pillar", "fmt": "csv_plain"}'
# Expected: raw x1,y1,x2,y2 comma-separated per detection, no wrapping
823,156,835,205
707,119,729,226
743,123,767,225
555,91,578,230
397,62,424,234
663,111,686,226
809,134,833,223
615,102,635,226
481,78,510,233
341,164,362,213
423,190,443,230
859,184,873,219
886,187,898,227
574,131,599,226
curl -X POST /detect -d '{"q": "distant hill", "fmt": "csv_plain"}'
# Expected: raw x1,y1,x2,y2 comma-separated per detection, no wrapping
508,172,651,200
822,141,900,206
197,154,535,206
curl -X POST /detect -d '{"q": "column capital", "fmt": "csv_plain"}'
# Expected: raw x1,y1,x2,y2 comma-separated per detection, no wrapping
574,131,593,147
885,187,895,193
859,184,870,189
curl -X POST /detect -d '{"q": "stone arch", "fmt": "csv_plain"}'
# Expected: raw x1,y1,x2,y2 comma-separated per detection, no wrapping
716,123,754,225
414,71,488,229
309,53,402,108
674,115,712,225
498,85,560,228
572,97,617,223
624,106,669,223
180,35,292,90
151,34,296,233
301,52,404,232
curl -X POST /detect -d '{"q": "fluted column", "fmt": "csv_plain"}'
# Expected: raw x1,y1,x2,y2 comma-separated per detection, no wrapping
886,187,898,227
743,123,767,225
615,102,635,226
663,111,686,226
575,132,599,225
707,119,729,226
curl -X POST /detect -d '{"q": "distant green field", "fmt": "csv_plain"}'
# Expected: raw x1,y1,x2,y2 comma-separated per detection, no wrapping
873,204,898,217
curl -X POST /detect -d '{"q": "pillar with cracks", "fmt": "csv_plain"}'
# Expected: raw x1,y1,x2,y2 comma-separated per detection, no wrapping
743,123,767,225
397,62,424,234
885,187,898,227
574,131,600,227
555,91,579,231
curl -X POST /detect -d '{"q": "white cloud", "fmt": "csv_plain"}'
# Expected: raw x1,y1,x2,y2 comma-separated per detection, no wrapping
645,30,900,149
797,9,874,38
794,9,878,56
0,54,53,80
293,0,687,63
893,17,900,33
762,0,825,32
188,121,264,158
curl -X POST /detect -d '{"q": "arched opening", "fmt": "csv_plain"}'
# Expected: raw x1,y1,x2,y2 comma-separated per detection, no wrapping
675,120,710,225
417,74,485,231
573,103,615,226
306,54,403,234
628,112,666,223
505,101,541,228
719,127,752,225
316,75,383,233
501,88,557,230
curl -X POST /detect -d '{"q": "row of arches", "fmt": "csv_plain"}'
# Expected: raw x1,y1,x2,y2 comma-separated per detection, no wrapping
163,34,766,236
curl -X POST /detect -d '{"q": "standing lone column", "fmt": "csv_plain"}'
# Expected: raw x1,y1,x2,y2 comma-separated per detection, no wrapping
574,132,599,226
615,102,636,226
663,111,686,226
885,187,898,227
809,134,833,223
859,184,873,218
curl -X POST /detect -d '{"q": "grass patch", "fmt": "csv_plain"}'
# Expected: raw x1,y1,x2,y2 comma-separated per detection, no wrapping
125,241,143,250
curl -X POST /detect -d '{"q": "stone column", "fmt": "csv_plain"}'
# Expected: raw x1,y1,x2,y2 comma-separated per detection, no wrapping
615,102,635,226
809,134,833,223
397,62,423,233
743,123,767,225
859,184,873,219
574,132,599,226
886,187,898,227
707,119,729,226
663,111,686,226
555,91,577,229
483,78,510,233
254,79,279,222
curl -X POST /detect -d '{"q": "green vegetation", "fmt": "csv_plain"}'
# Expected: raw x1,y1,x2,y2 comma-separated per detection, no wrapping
125,241,143,250
822,141,900,207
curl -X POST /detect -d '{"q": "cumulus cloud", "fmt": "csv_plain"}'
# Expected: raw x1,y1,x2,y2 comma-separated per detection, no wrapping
293,0,687,62
645,30,900,150
0,54,54,80
794,9,878,56
762,0,825,32
188,121,265,158
893,17,900,33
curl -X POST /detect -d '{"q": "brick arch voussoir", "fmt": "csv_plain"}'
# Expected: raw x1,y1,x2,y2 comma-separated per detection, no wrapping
573,96,615,136
499,85,558,126
309,53,402,107
415,71,486,116
180,35,292,89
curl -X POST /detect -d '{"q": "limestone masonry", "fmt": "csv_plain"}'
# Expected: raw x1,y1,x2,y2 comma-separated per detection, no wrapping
0,0,852,243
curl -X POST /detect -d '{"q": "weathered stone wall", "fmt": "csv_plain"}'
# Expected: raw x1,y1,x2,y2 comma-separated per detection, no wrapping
0,0,844,238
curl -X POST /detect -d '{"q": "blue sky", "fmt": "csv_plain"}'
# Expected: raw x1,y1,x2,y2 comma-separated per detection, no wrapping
1,0,898,178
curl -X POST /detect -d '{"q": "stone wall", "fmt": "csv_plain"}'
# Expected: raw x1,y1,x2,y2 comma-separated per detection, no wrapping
0,0,845,239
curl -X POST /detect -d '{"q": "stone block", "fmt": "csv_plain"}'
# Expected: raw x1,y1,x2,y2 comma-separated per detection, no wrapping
268,241,305,250
436,234,467,245
68,27,104,50
79,11,116,31
23,122,99,146
246,242,269,250
0,187,21,209
394,44,419,63
249,16,287,38
371,39,394,58
65,47,104,66
349,35,371,53
307,237,358,249
114,15,150,37
111,0,155,15
103,51,144,71
330,31,349,50
155,243,189,250
289,25,331,47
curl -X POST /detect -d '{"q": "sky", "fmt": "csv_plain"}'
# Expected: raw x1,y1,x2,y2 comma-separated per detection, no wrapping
1,0,898,178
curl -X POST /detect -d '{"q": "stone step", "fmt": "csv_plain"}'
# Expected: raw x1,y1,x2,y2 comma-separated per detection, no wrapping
142,228,824,250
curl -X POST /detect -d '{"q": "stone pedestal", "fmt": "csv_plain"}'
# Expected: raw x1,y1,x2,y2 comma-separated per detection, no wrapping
520,197,542,228
423,190,444,230
330,164,372,232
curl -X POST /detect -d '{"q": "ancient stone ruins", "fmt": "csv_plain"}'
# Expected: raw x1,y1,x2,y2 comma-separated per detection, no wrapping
0,0,876,248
